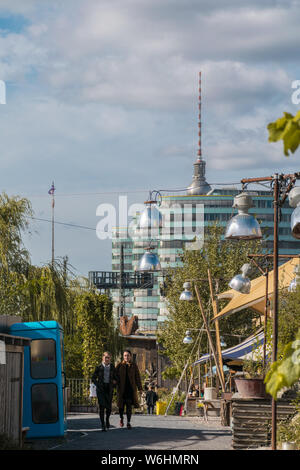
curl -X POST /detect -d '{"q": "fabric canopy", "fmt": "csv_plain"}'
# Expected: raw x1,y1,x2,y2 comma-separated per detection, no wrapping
213,257,299,322
192,329,264,366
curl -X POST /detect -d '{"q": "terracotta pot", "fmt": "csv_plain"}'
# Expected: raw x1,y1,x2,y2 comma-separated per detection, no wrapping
234,378,267,398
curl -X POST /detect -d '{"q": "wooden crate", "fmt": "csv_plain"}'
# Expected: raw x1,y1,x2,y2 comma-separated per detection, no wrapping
232,398,296,450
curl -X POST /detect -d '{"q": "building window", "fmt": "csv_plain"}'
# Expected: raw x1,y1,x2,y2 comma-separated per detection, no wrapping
30,339,56,379
31,383,58,424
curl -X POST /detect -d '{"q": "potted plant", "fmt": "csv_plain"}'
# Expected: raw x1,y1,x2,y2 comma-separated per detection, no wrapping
196,402,204,416
277,412,300,450
234,357,267,398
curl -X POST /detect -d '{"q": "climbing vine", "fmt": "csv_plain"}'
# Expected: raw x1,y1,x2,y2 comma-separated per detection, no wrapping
75,291,124,379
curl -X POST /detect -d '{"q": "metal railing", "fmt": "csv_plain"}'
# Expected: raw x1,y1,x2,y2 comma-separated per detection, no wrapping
67,378,97,407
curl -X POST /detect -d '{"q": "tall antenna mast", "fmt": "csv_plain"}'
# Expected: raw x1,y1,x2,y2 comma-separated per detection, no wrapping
197,71,202,161
186,71,211,195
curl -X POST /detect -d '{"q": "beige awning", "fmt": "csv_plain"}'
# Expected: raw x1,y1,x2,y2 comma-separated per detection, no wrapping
214,257,299,322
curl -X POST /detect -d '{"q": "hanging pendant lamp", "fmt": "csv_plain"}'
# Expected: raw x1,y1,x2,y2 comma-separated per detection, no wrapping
229,263,251,294
225,192,262,240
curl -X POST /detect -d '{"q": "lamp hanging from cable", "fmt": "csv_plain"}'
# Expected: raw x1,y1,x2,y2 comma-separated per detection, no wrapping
183,330,193,344
179,282,193,301
288,263,300,292
137,190,163,236
136,245,161,272
289,186,300,239
229,263,252,294
225,192,262,240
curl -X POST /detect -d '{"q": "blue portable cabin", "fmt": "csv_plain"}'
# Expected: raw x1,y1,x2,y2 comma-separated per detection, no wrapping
10,321,67,438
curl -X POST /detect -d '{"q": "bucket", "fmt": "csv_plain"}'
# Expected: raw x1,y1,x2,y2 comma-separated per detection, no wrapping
204,387,217,400
156,401,167,415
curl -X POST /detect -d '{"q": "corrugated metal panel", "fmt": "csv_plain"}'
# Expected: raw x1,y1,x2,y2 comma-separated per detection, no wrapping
232,399,296,450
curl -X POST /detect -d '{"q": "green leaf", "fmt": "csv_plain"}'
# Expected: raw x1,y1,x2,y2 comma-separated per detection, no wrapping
265,329,300,399
267,111,300,156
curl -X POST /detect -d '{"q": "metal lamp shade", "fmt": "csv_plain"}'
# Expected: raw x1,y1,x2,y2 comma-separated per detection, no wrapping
291,206,300,239
137,250,161,272
179,282,193,301
138,205,162,230
229,264,251,294
288,278,297,292
183,330,193,344
225,213,262,240
289,187,300,239
288,264,300,292
225,192,262,240
229,274,251,294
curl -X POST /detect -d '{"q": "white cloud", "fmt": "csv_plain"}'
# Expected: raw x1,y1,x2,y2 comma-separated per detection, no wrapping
1,0,300,272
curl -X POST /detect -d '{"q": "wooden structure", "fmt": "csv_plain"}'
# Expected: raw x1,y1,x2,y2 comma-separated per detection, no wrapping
232,397,296,449
0,332,30,447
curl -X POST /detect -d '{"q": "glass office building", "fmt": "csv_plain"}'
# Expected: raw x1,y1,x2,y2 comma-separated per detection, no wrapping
111,158,298,333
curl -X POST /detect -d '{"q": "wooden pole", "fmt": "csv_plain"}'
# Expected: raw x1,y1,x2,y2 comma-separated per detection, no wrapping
207,269,225,392
194,285,225,391
263,267,269,375
271,174,279,451
51,183,55,267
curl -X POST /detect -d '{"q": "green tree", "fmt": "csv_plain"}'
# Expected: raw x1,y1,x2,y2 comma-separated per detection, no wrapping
158,224,263,375
265,285,300,399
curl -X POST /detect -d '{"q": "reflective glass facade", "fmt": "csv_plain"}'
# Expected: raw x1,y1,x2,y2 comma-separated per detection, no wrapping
111,188,298,333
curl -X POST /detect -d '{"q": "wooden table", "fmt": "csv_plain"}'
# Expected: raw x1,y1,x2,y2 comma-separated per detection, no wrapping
197,399,221,422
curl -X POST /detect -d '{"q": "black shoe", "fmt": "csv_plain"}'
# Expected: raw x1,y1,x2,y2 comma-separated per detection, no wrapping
127,423,132,429
101,426,107,432
106,420,110,429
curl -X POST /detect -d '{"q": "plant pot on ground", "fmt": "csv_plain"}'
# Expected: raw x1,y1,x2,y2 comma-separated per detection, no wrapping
234,358,267,398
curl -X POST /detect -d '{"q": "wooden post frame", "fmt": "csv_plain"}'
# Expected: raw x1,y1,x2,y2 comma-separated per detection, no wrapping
194,284,225,392
207,269,225,392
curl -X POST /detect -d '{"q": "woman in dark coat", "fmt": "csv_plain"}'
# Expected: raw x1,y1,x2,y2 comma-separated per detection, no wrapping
92,351,118,431
116,350,142,429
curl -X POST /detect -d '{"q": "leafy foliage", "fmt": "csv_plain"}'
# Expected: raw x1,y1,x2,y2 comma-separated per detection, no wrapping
265,328,300,399
0,192,124,379
158,224,263,375
75,291,124,379
267,111,300,156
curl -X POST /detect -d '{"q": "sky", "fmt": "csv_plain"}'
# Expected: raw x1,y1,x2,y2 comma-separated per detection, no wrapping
0,0,300,277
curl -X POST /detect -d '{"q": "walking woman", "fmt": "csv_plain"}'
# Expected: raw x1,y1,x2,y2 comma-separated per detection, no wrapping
116,350,142,429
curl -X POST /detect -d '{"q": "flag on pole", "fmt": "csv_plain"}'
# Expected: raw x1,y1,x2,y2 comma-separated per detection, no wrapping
48,182,55,195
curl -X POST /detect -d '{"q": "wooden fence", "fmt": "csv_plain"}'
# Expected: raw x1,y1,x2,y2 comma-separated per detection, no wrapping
0,333,30,446
232,398,297,450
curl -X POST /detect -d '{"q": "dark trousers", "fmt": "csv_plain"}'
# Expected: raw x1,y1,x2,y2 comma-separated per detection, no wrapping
147,405,154,414
98,384,112,428
119,399,132,423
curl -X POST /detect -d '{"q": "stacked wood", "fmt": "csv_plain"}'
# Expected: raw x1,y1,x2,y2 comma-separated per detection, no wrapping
232,398,296,450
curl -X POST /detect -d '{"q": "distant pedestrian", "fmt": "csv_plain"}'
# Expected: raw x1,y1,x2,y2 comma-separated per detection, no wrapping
116,350,143,429
92,352,118,432
146,386,158,415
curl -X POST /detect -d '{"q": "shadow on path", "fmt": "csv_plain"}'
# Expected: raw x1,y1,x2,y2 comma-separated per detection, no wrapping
29,414,232,451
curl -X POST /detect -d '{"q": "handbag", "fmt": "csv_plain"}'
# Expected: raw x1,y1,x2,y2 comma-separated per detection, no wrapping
89,382,97,398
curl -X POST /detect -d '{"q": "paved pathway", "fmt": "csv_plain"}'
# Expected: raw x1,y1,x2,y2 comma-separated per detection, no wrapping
30,413,232,451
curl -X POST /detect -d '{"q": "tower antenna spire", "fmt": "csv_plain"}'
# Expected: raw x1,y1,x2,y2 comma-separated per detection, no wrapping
197,71,202,161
